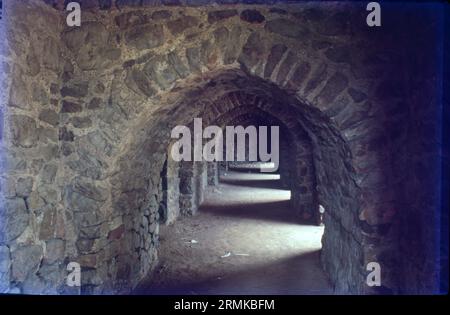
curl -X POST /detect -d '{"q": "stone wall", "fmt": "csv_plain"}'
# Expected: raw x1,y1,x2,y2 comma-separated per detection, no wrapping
159,153,181,225
0,0,444,294
0,0,68,294
392,5,444,293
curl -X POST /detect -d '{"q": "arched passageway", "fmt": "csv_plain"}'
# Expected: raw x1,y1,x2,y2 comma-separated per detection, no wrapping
134,165,332,295
133,97,330,294
112,68,363,294
0,1,443,295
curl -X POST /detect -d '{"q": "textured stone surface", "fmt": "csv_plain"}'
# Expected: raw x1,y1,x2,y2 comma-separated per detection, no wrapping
11,245,43,282
240,9,265,24
8,70,30,110
62,22,120,70
10,115,39,148
143,56,178,90
15,177,33,197
61,100,82,113
44,239,65,264
126,69,156,97
61,82,89,98
167,16,198,35
287,62,311,89
265,18,309,38
238,32,265,71
316,72,349,105
125,24,164,50
348,87,367,103
59,127,74,141
0,198,29,243
208,10,238,23
39,208,59,239
88,97,102,109
0,1,442,296
39,110,59,126
70,117,92,129
264,44,287,78
186,46,202,72
0,246,11,293
276,51,297,83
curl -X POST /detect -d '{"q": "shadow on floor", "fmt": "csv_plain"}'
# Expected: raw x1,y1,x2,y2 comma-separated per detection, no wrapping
219,178,283,189
134,250,332,295
133,169,331,295
200,200,299,225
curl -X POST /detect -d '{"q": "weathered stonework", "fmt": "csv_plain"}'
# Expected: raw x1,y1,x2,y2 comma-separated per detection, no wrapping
0,0,443,295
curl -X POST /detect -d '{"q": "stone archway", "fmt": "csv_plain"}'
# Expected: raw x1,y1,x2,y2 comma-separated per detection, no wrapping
107,68,363,294
209,103,318,221
0,0,442,295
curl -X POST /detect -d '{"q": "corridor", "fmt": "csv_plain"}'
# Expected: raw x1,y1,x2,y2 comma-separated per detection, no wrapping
135,167,332,295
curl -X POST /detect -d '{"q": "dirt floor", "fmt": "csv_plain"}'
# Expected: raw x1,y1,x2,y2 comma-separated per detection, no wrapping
134,170,333,295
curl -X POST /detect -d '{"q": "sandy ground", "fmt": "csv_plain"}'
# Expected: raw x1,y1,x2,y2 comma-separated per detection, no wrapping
134,171,333,295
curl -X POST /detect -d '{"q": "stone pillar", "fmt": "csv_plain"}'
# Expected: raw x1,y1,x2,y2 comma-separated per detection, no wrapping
165,157,180,224
290,140,318,223
193,161,207,209
218,161,228,177
207,162,219,186
179,161,196,215
278,137,291,189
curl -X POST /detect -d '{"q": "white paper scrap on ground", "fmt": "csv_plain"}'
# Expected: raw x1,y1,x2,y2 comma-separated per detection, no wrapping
221,252,231,258
220,252,250,258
